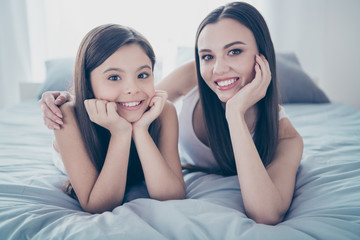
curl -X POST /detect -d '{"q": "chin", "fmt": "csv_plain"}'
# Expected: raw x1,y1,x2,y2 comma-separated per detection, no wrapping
126,115,142,123
118,111,143,123
216,92,233,103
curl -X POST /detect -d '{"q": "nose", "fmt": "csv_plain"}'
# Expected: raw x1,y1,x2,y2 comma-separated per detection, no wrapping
123,79,140,95
213,58,230,75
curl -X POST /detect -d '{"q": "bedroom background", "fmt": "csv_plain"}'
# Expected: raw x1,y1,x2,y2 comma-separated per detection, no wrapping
1,1,360,239
0,0,359,110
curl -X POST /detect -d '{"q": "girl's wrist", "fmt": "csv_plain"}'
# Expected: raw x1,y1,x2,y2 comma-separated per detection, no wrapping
110,125,132,138
132,126,149,137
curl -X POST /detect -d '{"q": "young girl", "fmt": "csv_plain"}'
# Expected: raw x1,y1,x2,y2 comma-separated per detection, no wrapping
51,24,185,213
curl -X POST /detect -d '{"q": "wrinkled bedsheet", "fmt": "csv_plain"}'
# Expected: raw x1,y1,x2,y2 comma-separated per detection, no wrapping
0,101,359,240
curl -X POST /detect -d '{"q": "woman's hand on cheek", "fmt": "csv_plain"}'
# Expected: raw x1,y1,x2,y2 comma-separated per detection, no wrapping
132,90,168,131
226,54,271,117
84,99,132,135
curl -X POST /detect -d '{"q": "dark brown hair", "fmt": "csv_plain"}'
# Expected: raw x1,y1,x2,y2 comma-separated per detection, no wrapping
64,24,160,198
194,2,279,175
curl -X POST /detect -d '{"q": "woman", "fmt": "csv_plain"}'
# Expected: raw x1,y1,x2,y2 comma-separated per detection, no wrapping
39,2,303,224
157,2,303,224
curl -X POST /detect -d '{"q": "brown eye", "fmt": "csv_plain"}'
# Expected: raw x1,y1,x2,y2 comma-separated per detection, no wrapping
108,75,120,81
229,49,242,55
202,55,213,61
138,73,149,79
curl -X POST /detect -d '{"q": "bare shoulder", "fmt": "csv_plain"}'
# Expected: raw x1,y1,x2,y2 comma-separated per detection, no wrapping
60,101,75,112
278,117,301,140
268,117,303,169
158,101,178,122
156,100,179,153
57,102,79,129
156,101,179,135
60,102,76,120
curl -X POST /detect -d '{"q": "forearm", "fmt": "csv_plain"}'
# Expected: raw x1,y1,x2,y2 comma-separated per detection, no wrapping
227,114,285,224
133,130,185,200
155,61,197,103
84,133,131,213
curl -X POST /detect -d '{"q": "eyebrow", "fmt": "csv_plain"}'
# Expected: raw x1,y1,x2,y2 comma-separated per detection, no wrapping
224,41,246,49
103,65,152,73
199,41,246,53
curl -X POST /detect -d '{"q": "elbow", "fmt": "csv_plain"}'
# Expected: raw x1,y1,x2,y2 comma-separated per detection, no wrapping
248,209,285,225
81,203,121,214
150,184,186,201
80,198,124,214
172,182,187,200
176,185,187,200
252,214,283,225
154,189,186,201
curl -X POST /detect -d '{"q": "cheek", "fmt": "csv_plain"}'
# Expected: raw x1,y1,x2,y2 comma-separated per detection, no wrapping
145,82,155,96
91,83,117,101
149,89,155,99
90,81,100,99
234,58,256,81
142,82,155,102
200,63,212,81
90,76,106,99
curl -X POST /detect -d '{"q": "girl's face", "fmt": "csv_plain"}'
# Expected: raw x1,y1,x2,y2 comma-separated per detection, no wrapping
197,18,259,102
90,44,155,123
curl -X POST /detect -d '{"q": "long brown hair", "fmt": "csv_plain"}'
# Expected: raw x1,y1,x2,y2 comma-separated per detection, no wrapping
194,2,279,175
65,24,160,198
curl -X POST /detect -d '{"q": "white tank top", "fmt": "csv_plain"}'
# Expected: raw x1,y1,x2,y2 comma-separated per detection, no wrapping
178,87,287,170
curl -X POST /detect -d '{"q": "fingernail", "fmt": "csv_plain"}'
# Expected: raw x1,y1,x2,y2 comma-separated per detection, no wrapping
56,119,63,125
56,112,63,118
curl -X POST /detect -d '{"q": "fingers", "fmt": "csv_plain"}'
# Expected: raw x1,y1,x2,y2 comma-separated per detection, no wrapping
40,104,63,130
95,99,107,116
40,92,61,118
38,91,64,130
84,99,111,124
256,54,271,83
54,91,71,106
155,90,168,100
106,102,118,116
150,90,168,108
84,99,97,123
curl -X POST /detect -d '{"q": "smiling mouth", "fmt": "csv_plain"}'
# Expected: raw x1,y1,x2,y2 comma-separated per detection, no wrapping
120,101,142,107
118,100,144,110
215,77,239,89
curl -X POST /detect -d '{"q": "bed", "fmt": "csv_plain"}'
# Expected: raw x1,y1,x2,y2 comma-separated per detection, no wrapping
1,52,360,239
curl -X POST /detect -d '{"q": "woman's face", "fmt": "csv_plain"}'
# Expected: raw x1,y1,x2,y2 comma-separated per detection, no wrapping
197,18,259,102
90,43,155,123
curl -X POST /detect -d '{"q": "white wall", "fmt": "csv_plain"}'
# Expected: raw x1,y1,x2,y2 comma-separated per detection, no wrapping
322,0,360,109
254,0,360,109
1,0,359,110
0,0,31,109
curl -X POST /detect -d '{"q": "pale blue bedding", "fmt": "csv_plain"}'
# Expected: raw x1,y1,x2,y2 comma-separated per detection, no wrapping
0,101,359,240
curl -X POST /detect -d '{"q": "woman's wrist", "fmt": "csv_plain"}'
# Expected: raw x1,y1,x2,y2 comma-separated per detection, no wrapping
225,101,245,121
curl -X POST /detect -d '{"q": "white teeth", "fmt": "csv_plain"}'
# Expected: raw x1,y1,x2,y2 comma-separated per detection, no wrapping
121,101,141,107
217,78,237,87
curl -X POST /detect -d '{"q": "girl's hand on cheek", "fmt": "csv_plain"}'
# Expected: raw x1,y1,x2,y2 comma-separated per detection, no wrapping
226,54,271,117
132,90,168,132
84,99,132,135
